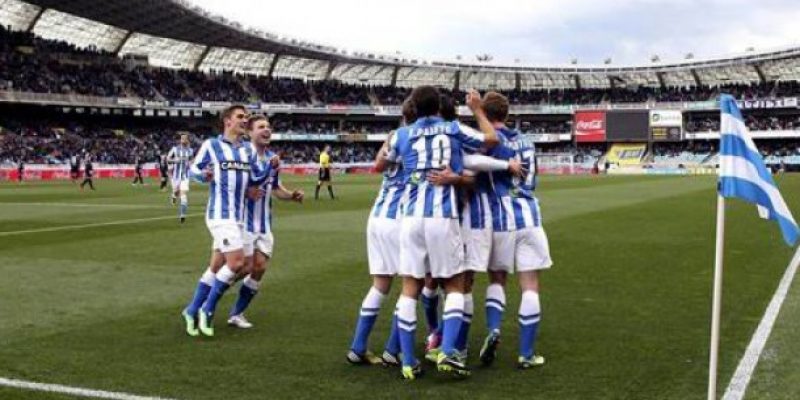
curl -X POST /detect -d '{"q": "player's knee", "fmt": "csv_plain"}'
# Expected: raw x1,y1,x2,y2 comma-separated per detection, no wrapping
489,270,507,286
372,276,392,294
518,270,540,292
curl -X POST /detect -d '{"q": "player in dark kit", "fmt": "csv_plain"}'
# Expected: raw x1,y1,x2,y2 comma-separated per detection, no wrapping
159,152,169,191
80,155,95,191
16,159,24,183
70,154,80,183
132,153,145,186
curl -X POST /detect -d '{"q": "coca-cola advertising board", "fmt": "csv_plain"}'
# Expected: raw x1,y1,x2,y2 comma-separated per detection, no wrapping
574,111,606,143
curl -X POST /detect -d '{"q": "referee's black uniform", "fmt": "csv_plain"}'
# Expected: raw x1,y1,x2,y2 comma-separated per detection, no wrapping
132,155,144,185
158,154,169,190
80,159,95,190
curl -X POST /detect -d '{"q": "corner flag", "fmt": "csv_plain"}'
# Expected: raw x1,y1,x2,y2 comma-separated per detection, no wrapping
718,94,799,246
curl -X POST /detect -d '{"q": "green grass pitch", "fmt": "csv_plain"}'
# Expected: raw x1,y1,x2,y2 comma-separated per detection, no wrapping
1,174,799,399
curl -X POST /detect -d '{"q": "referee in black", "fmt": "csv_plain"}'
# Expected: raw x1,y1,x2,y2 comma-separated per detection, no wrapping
314,145,335,200
80,155,95,191
158,152,169,191
132,153,144,186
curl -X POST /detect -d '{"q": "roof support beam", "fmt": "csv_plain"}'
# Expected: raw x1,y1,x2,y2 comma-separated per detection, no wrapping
324,61,338,80
26,7,46,33
515,73,521,91
453,70,461,92
390,66,399,87
574,75,581,90
754,64,767,83
690,69,703,86
267,54,281,79
193,46,211,71
113,30,134,55
656,72,667,89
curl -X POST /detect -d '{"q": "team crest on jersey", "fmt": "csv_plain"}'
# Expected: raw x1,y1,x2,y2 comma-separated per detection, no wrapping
220,161,250,171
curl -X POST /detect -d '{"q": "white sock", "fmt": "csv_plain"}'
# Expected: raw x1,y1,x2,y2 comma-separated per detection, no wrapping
396,296,417,331
360,286,386,316
421,286,437,299
519,290,541,321
180,194,188,206
200,268,215,286
216,265,236,285
463,292,474,322
443,292,464,320
486,283,506,307
242,275,260,291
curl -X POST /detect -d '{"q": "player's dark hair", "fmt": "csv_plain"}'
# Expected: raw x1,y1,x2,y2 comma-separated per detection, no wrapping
482,91,509,123
439,94,457,122
401,98,417,124
410,86,440,117
220,104,247,126
247,114,268,130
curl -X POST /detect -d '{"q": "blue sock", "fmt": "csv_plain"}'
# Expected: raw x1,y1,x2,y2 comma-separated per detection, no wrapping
486,284,506,333
440,293,464,357
421,288,440,334
349,287,385,354
396,296,418,367
201,266,236,316
185,269,214,316
456,293,474,352
230,276,259,317
384,314,400,355
519,290,541,358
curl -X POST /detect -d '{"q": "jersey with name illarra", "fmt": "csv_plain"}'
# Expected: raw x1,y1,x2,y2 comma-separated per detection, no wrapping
245,145,281,234
487,127,541,231
390,116,487,219
371,129,406,220
190,135,267,224
168,144,194,181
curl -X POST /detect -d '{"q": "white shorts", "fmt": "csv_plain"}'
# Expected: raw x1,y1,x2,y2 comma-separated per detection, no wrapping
243,230,274,258
171,178,189,192
366,217,401,276
399,217,464,279
462,226,492,272
489,227,553,273
207,221,245,253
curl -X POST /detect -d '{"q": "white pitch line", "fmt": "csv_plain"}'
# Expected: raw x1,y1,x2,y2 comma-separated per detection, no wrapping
0,213,203,237
0,202,164,209
722,245,800,400
0,377,176,400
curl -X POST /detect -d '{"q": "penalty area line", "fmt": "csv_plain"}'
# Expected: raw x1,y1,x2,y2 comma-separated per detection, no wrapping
0,213,203,237
0,376,177,400
722,245,800,400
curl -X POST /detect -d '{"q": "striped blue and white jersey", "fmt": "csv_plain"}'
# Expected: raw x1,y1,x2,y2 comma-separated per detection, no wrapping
168,145,194,181
244,147,280,234
190,135,268,223
462,171,493,230
389,116,487,219
487,127,541,231
371,131,406,220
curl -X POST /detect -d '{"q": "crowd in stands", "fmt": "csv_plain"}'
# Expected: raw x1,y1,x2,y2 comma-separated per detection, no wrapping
4,26,800,107
685,114,800,132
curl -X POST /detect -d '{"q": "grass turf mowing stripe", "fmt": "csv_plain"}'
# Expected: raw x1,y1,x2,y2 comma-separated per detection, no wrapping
0,202,166,209
0,377,176,400
722,245,800,400
0,213,203,236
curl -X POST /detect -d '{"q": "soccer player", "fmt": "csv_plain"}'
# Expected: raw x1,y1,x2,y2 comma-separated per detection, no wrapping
131,152,144,186
227,115,304,329
180,105,270,337
424,96,525,365
16,158,23,183
476,92,553,370
346,99,415,366
314,145,335,200
167,134,194,223
158,152,169,191
69,153,80,183
380,86,499,379
79,154,95,191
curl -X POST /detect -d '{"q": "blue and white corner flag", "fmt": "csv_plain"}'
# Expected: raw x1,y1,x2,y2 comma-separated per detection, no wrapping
718,94,799,246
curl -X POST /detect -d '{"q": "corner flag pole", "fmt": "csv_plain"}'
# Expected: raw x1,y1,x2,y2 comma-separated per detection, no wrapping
708,194,726,400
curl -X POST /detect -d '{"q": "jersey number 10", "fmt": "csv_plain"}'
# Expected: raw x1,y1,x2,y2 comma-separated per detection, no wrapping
413,135,452,170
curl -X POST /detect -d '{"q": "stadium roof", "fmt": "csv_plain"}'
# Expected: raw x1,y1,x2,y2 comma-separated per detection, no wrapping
3,0,800,89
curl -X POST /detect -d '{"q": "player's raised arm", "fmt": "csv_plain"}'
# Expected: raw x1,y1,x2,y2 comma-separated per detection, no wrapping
189,140,213,183
466,89,499,148
374,130,398,173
